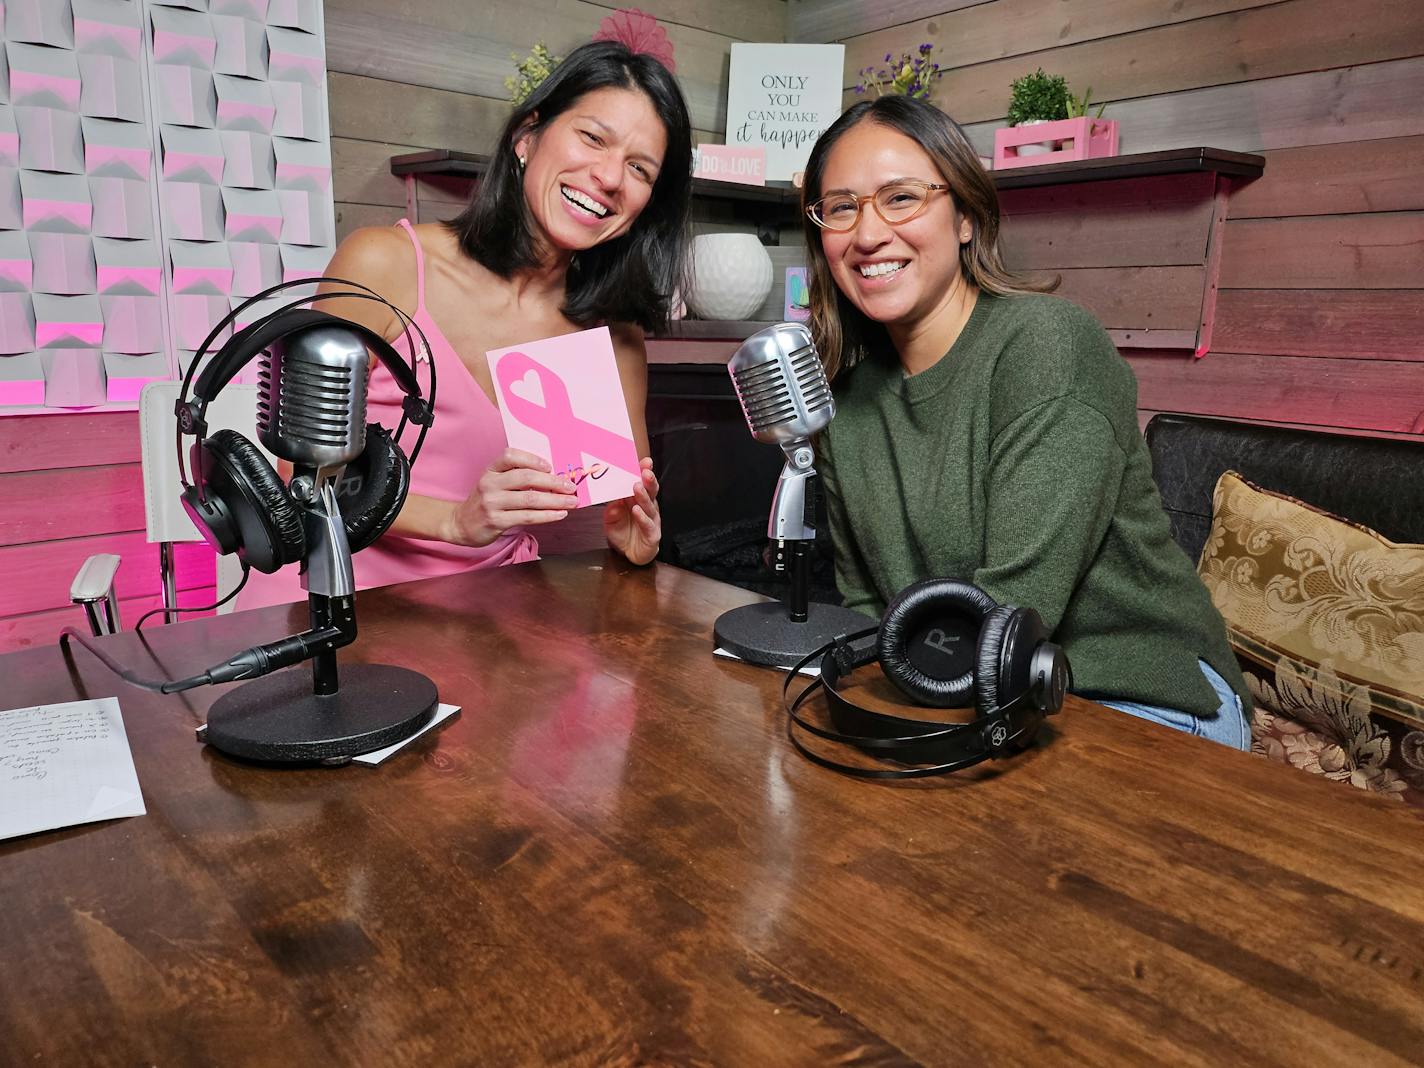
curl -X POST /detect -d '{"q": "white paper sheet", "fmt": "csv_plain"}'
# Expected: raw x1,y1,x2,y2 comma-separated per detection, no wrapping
0,697,146,841
714,646,821,677
351,703,461,766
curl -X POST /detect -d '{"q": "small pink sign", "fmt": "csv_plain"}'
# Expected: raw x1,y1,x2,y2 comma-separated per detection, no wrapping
485,326,641,508
695,144,766,186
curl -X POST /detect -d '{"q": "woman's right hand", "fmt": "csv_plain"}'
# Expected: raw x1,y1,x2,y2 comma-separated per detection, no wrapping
445,448,578,547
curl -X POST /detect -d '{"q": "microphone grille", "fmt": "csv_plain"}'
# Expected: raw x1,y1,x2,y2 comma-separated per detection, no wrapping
728,324,834,444
256,325,369,467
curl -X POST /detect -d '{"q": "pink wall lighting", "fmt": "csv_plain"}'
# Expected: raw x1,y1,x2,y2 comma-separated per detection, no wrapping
21,173,93,232
280,244,328,284
161,125,225,184
223,188,282,242
215,74,276,133
34,294,104,349
266,26,324,85
170,241,234,294
274,137,329,191
74,8,143,60
150,8,219,69
0,378,46,406
9,43,84,111
95,238,163,295
0,233,34,291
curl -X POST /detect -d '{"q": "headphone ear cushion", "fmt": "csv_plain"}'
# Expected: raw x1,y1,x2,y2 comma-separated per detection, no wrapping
338,423,410,552
975,606,1017,718
203,429,305,573
879,578,997,707
975,605,1050,718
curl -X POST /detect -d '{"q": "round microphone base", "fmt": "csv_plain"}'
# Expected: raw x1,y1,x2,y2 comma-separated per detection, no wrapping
714,600,873,669
199,664,439,765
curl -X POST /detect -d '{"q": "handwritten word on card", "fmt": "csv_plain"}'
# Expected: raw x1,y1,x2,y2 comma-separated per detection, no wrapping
0,697,145,841
486,326,641,508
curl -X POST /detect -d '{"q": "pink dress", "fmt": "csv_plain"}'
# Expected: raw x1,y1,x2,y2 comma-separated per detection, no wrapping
237,220,540,609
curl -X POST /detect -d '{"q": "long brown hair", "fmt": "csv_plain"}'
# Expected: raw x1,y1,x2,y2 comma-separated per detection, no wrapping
443,42,692,333
801,96,1056,380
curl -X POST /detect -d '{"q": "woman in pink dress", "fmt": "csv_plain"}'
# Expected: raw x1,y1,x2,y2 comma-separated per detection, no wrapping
240,42,691,609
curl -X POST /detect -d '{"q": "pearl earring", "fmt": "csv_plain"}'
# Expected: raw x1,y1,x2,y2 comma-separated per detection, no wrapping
517,154,526,168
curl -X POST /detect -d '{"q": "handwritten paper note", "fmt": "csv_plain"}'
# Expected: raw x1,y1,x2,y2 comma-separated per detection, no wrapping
486,326,642,508
0,698,146,841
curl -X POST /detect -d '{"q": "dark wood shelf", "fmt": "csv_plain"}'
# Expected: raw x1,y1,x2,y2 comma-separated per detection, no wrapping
390,146,1263,199
989,147,1264,189
390,149,801,206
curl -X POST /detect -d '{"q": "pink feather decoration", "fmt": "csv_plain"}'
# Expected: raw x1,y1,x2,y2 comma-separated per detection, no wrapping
592,8,676,73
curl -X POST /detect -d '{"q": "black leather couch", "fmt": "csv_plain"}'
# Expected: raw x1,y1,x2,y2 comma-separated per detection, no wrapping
1145,413,1424,563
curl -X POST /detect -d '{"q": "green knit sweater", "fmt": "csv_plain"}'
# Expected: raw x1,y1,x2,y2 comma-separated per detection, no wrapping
816,291,1250,719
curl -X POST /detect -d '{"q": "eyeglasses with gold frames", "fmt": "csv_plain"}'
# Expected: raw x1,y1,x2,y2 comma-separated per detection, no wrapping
806,179,951,232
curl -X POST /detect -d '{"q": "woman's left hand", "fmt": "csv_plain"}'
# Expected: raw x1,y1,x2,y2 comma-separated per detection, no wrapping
604,458,661,565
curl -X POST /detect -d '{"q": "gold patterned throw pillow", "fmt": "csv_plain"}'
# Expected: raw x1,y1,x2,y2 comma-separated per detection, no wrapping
1196,471,1424,804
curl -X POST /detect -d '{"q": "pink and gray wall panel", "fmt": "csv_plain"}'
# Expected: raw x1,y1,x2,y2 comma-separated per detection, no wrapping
0,0,334,414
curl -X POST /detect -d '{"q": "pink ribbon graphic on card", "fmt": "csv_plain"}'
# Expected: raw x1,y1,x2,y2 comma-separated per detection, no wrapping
495,350,637,508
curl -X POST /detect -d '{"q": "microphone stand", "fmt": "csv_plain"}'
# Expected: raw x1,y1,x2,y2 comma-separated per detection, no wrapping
197,469,438,764
713,443,871,668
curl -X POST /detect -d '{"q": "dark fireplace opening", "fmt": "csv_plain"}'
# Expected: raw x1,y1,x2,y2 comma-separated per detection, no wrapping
648,365,841,605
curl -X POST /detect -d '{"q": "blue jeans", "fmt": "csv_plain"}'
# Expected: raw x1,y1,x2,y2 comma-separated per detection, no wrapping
1095,660,1250,750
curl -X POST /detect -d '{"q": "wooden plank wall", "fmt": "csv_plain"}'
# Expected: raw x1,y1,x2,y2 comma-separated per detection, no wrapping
325,0,786,242
790,0,1424,437
0,413,216,653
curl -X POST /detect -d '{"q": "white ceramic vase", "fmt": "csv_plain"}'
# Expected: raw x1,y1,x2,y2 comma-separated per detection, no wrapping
1014,118,1057,157
686,233,774,321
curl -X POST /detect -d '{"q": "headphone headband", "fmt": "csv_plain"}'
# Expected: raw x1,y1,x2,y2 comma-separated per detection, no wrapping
778,581,1070,780
176,279,438,492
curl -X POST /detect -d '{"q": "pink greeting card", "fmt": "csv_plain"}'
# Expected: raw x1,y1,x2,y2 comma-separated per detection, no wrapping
485,326,641,508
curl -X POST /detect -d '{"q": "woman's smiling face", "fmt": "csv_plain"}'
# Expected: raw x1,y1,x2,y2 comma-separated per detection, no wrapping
516,85,667,254
816,120,971,330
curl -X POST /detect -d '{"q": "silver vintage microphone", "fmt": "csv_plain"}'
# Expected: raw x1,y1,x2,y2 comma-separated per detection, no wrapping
257,323,369,599
715,323,872,668
728,322,834,544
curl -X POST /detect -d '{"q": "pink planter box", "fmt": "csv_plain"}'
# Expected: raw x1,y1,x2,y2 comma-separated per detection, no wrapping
993,117,1119,170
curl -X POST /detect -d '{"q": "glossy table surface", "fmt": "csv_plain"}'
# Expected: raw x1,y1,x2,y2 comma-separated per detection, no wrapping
2,553,1421,1067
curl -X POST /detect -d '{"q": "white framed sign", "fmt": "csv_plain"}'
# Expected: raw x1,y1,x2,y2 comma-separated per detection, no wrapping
725,43,845,182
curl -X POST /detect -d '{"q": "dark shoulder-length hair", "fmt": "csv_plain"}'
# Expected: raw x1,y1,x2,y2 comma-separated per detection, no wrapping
444,41,692,334
801,96,1056,380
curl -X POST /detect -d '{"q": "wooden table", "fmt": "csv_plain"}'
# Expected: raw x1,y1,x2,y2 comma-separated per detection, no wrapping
2,554,1421,1066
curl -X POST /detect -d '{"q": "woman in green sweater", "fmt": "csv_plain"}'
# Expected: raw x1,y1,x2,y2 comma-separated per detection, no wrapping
801,95,1251,748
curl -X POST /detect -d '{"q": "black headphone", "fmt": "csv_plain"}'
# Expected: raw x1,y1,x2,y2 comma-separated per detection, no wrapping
784,579,1071,779
175,277,437,575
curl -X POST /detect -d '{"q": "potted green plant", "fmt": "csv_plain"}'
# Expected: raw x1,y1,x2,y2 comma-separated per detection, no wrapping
1006,68,1069,156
